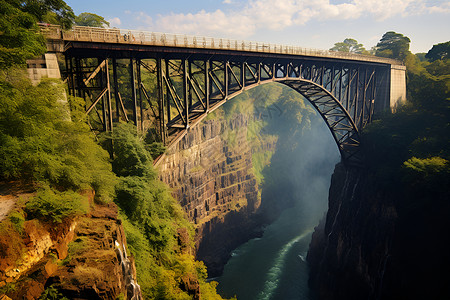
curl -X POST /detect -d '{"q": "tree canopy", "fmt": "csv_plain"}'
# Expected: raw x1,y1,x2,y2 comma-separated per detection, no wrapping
330,38,367,54
0,1,46,67
425,41,450,62
75,12,110,28
9,0,74,29
0,0,74,68
375,31,411,61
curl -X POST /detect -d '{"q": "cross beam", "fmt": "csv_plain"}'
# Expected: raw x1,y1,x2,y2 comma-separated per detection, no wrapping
65,49,390,166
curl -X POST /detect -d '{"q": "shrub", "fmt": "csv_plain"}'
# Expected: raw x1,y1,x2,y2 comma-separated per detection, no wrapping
25,186,89,223
8,210,25,233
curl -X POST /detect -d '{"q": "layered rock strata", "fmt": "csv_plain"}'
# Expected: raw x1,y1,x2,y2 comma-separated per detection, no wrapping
159,114,273,276
0,191,141,300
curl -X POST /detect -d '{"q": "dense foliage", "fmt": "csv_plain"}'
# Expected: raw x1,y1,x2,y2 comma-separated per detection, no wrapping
0,0,75,68
354,36,450,299
0,2,230,297
364,41,450,192
0,72,116,202
107,123,230,299
24,185,89,223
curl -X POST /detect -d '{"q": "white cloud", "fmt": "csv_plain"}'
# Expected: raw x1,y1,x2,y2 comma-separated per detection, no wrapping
157,9,255,37
135,11,153,27
108,17,121,27
150,0,450,37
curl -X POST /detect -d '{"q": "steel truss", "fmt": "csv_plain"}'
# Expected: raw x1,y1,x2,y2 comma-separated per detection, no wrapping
65,52,390,166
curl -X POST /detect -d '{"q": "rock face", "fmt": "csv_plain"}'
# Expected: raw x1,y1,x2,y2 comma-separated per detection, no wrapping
46,203,142,300
159,114,272,276
0,217,78,299
0,190,141,300
307,163,397,300
307,163,450,300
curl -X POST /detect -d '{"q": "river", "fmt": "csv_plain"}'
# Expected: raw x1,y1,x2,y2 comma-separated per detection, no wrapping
217,171,334,300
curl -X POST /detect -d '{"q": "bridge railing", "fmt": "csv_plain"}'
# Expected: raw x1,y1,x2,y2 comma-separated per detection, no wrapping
39,24,402,65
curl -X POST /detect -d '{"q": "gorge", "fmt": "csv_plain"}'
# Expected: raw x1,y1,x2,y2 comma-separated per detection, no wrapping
1,1,449,299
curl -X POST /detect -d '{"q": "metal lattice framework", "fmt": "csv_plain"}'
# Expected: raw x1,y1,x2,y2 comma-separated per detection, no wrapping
65,50,390,165
55,25,395,166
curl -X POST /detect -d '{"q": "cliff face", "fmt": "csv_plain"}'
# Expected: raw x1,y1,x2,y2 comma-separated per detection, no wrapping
159,114,273,276
307,163,450,300
0,190,141,300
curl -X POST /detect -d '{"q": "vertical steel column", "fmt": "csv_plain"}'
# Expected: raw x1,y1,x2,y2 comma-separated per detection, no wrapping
137,59,143,131
165,59,171,123
320,65,324,86
75,58,82,98
205,60,210,112
105,58,113,131
354,67,360,124
330,66,335,95
188,60,193,108
241,61,245,89
65,56,72,96
272,62,276,79
361,68,367,128
224,61,229,99
257,63,261,83
112,58,120,121
346,68,351,111
156,58,166,144
99,59,107,132
298,63,302,79
339,66,343,104
183,59,189,127
369,70,376,122
130,58,138,127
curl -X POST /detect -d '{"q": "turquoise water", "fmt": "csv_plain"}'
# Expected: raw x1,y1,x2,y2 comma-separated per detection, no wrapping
216,177,331,300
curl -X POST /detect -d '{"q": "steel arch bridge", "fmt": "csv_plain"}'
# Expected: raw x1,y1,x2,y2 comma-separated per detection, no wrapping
41,25,404,165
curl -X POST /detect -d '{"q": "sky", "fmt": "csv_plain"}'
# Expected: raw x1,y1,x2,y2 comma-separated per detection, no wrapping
65,0,450,53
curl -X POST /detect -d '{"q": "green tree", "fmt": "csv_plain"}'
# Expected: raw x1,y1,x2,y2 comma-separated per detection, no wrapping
425,41,450,61
375,31,411,61
0,0,75,68
75,12,109,28
20,0,74,29
0,72,116,201
330,38,367,54
0,1,46,67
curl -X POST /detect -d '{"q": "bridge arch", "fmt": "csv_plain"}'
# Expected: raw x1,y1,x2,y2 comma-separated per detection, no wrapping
177,78,361,166
57,30,399,166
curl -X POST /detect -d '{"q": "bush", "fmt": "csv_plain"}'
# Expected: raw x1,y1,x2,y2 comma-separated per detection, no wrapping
8,210,25,233
0,73,117,202
25,186,89,223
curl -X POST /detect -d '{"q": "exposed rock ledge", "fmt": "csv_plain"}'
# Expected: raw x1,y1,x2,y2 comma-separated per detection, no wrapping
0,190,141,300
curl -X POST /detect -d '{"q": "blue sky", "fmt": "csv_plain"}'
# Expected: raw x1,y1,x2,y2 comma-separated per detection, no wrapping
65,0,450,53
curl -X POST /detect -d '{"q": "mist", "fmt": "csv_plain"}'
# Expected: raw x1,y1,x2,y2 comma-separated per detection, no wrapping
217,85,341,300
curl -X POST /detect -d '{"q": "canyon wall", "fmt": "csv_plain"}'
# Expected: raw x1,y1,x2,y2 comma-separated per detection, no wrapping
307,163,450,299
158,113,276,276
0,191,141,300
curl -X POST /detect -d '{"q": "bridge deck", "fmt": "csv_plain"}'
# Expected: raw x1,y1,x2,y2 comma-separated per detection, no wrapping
40,24,402,66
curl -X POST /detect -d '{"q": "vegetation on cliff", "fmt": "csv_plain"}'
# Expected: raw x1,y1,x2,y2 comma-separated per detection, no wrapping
108,123,230,299
364,38,450,194
0,2,229,298
309,35,450,299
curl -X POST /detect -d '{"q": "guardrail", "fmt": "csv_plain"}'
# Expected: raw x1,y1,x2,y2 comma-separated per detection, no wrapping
39,24,402,65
